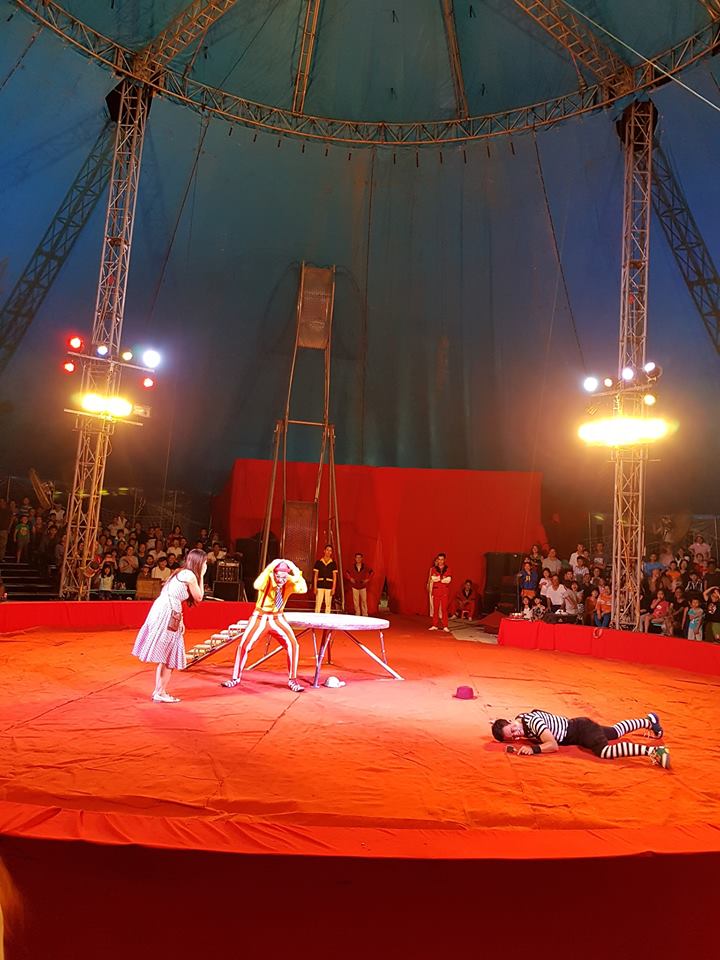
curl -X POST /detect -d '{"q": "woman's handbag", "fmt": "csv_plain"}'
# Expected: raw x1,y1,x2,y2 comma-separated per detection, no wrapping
168,610,182,633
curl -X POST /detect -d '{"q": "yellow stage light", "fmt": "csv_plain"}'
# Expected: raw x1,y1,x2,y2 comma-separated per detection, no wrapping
106,397,133,418
80,393,105,413
79,393,133,419
643,393,657,406
578,416,671,447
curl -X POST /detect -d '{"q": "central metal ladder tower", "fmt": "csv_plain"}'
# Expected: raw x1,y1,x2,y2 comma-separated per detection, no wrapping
260,263,344,609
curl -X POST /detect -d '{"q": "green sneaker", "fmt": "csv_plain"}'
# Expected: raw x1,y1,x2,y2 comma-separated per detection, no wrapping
651,745,671,770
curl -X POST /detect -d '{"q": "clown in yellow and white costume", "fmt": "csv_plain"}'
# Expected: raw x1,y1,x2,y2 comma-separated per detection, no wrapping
221,558,307,692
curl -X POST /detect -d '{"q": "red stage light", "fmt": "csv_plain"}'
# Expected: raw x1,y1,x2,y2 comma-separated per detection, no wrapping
68,335,84,351
142,376,155,389
63,361,76,373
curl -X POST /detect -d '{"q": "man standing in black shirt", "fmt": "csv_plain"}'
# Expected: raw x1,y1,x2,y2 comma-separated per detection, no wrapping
313,544,337,613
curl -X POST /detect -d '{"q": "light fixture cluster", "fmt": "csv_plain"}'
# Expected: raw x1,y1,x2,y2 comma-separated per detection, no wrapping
63,333,160,391
582,361,661,406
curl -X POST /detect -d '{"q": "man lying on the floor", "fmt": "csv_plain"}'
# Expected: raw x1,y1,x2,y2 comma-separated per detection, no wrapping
491,708,670,769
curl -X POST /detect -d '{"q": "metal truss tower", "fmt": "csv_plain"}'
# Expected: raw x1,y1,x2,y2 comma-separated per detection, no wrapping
0,123,114,377
60,82,151,598
610,100,655,630
58,1,240,598
651,142,720,356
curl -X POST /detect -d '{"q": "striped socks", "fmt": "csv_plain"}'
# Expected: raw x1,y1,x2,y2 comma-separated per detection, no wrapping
600,741,653,759
611,717,651,738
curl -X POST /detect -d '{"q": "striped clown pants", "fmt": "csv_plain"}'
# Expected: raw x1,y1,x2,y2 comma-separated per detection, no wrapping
230,610,300,681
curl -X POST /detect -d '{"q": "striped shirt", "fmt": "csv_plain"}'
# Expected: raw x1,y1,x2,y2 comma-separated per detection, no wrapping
518,710,569,744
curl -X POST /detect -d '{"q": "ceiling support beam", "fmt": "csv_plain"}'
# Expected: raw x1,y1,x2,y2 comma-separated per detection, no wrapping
440,0,469,118
698,1,720,22
134,0,238,80
292,0,322,115
512,0,632,95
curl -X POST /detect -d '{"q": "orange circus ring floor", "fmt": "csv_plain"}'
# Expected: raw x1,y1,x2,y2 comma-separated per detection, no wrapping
1,609,720,959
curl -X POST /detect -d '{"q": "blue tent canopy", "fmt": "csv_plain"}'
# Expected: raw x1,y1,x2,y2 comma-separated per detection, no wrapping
0,0,719,512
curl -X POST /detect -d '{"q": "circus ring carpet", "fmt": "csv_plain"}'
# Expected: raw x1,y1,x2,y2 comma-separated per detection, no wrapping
0,604,719,959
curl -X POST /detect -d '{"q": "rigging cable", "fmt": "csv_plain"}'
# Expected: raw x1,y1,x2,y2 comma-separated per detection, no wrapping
532,131,587,371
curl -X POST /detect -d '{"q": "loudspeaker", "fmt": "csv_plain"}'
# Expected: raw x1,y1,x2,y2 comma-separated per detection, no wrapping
484,552,523,593
212,580,246,601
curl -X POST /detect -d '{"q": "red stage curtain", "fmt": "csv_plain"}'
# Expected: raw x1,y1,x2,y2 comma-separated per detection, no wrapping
214,460,545,615
499,618,720,677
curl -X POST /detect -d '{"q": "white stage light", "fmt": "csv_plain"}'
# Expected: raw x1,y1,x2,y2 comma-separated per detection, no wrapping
583,376,599,393
621,367,635,381
142,349,161,369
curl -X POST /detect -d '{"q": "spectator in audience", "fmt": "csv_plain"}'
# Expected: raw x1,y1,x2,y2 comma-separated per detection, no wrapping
670,587,688,637
531,595,546,620
205,541,226,582
543,548,562,577
518,561,539,600
13,514,31,563
519,596,533,620
703,587,720,642
538,567,552,601
572,554,590,581
591,542,608,570
0,575,6,602
568,543,587,570
594,585,612,628
527,544,544,569
564,581,581,622
167,537,182,558
590,566,603,587
137,563,152,582
643,552,664,578
166,555,180,573
98,563,115,599
0,499,11,562
545,575,568,613
684,571,704,600
641,589,671,635
664,560,682,591
684,596,705,641
152,556,172,583
689,534,711,565
453,579,477,620
584,587,599,626
703,559,720,591
118,545,139,589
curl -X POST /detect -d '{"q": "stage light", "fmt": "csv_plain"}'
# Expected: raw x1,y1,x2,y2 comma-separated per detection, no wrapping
67,335,84,352
603,377,614,388
578,415,671,447
643,393,657,406
620,367,635,381
583,376,599,393
80,392,105,414
142,376,155,389
106,396,133,418
121,350,133,362
142,349,161,369
96,344,109,357
79,393,133,418
63,361,75,373
643,361,656,374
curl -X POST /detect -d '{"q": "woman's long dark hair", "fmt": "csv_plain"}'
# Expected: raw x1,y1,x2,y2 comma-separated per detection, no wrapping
168,547,206,606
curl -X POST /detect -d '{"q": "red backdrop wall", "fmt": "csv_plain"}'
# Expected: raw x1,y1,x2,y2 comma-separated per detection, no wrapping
213,460,545,615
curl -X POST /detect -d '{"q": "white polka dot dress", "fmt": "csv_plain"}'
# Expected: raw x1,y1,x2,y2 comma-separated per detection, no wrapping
131,572,192,670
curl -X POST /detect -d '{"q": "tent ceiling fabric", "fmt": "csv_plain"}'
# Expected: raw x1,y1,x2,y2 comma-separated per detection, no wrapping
0,0,719,513
18,1,713,124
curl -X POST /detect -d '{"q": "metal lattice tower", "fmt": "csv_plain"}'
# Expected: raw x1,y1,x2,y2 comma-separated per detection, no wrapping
651,141,720,356
610,100,655,630
0,124,114,377
60,82,151,598
58,1,241,598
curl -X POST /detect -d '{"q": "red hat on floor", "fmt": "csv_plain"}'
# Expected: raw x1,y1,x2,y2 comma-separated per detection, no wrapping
454,685,475,700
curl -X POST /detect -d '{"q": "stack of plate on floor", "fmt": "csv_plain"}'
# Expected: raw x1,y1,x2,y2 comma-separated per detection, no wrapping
185,621,249,664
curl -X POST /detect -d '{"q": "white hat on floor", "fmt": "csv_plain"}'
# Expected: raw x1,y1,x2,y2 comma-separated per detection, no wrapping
324,676,346,688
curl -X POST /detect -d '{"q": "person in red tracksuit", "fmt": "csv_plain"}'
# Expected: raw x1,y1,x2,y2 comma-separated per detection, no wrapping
428,553,452,632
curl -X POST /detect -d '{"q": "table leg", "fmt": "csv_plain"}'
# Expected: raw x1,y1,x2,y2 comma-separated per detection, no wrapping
312,630,333,687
